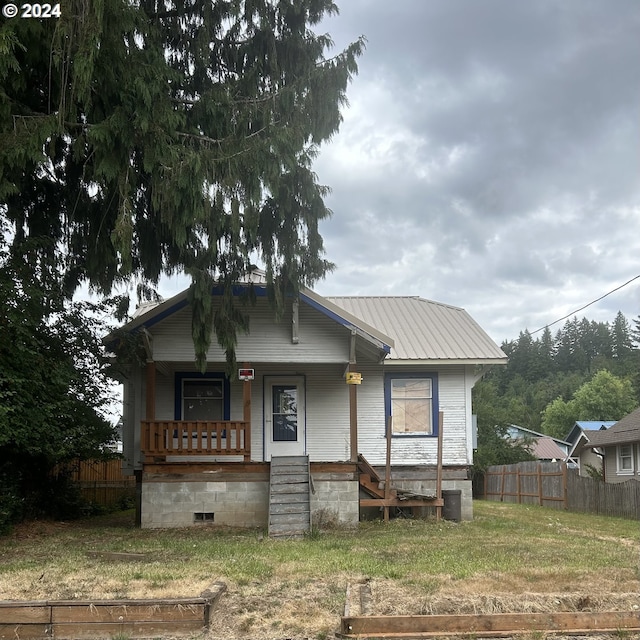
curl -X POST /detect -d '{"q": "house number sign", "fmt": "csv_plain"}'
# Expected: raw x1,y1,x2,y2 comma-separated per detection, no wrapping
346,372,362,385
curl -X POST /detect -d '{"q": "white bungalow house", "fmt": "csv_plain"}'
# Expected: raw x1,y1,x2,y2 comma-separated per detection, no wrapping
106,276,506,532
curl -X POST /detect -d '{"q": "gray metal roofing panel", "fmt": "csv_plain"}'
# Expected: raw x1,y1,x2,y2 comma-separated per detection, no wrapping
326,296,507,362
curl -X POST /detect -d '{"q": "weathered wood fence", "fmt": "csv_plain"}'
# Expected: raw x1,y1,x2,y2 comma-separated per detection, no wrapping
57,459,135,508
484,461,640,520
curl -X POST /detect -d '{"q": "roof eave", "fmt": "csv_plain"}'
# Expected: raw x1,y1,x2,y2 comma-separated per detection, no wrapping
383,358,508,366
299,289,395,354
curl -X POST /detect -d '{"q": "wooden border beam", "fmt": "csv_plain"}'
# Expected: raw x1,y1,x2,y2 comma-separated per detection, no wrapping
339,610,640,638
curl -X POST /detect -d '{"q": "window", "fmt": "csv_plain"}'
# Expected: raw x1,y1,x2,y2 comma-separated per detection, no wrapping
183,380,223,420
617,445,634,474
272,385,298,441
174,373,230,420
385,374,438,436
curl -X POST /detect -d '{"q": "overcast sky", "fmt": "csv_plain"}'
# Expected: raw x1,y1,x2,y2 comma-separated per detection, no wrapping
155,1,640,347
296,0,640,345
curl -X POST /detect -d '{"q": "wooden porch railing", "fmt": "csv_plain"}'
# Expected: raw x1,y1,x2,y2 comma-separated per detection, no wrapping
141,421,250,461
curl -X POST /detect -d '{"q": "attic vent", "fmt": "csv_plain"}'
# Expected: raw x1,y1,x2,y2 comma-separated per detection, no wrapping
194,512,214,523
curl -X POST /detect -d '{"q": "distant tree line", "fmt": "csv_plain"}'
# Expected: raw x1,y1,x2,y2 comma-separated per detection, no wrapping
472,311,640,473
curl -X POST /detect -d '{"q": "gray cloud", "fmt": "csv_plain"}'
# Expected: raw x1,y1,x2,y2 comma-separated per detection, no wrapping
311,0,640,343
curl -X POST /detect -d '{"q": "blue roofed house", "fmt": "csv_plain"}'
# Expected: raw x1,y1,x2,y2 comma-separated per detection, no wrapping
106,276,507,533
565,421,616,476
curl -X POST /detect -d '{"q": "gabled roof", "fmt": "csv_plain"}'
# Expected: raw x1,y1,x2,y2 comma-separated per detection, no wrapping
105,277,394,356
565,421,615,445
585,407,640,448
530,437,570,461
506,424,570,458
107,279,506,365
326,296,507,364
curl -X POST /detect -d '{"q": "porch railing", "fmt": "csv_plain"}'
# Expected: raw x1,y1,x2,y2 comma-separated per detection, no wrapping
141,421,250,461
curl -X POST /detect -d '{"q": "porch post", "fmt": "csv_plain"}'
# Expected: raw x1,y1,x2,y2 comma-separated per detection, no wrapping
145,361,156,420
349,332,358,463
349,364,358,462
243,363,252,461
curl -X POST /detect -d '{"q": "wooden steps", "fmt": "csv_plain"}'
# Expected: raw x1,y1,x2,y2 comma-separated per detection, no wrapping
357,454,443,515
268,456,311,539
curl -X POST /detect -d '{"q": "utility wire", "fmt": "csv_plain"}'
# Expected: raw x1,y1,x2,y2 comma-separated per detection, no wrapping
530,273,640,335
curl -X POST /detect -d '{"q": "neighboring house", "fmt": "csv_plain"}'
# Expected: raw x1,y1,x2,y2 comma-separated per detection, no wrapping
583,408,640,483
106,275,506,530
565,421,615,476
505,425,570,462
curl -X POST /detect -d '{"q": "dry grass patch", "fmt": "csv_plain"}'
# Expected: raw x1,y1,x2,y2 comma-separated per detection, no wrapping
1,501,639,639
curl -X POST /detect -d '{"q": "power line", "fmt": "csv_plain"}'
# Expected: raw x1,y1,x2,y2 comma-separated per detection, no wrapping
530,273,640,335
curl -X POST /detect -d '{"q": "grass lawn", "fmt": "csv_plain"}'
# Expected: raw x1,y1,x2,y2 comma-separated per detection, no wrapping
1,500,638,639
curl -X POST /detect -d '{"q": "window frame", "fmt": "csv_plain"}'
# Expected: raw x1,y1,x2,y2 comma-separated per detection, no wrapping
174,372,230,421
616,444,634,474
384,372,439,437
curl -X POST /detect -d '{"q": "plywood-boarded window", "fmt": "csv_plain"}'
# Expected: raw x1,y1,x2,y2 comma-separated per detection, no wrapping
391,378,433,435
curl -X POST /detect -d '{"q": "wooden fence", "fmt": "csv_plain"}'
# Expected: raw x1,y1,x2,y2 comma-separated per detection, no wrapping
60,459,136,508
483,461,640,520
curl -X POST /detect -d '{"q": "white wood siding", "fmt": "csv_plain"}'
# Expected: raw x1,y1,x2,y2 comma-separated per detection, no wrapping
150,299,349,363
357,365,472,467
142,363,351,463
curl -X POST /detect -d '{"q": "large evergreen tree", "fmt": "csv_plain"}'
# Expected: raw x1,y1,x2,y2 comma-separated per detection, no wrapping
0,0,364,370
0,229,118,525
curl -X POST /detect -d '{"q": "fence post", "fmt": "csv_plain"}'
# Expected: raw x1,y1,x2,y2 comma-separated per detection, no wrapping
516,467,521,504
537,464,543,506
500,466,506,502
562,462,568,510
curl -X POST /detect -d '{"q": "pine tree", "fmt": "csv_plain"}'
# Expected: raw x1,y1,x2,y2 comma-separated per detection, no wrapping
611,311,634,359
630,314,640,348
0,0,364,371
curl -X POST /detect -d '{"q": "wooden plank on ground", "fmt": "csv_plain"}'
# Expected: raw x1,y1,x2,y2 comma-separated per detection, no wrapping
0,603,50,623
53,620,204,638
0,584,226,640
0,623,51,639
340,611,640,638
360,499,444,508
51,602,204,623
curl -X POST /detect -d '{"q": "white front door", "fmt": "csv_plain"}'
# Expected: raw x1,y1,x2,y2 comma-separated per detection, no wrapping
264,377,305,460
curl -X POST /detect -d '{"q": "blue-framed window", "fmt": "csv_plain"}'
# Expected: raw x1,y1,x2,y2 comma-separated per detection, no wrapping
384,373,438,436
174,372,230,421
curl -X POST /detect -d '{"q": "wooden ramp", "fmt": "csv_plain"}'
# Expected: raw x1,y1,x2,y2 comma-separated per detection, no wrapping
268,456,311,539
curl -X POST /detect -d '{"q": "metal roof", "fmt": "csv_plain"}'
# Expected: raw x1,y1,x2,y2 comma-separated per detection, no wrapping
574,421,617,431
326,296,507,364
585,408,640,447
530,437,569,461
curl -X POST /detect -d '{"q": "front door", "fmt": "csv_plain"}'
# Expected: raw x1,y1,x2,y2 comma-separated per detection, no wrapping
264,377,305,460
